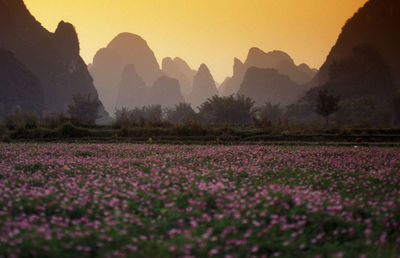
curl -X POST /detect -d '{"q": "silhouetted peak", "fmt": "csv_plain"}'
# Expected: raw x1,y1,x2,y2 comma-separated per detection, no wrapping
311,0,400,87
238,66,303,106
247,47,264,57
173,57,195,73
0,0,28,15
218,76,231,93
198,63,211,75
54,21,79,55
0,46,44,115
247,48,294,66
162,57,174,70
0,0,49,39
161,56,195,96
92,48,121,67
107,32,149,51
189,63,218,108
173,57,189,66
150,76,185,107
233,57,244,76
299,63,311,70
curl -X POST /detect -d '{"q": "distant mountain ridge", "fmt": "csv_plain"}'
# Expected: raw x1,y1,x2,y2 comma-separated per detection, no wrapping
150,76,185,107
90,33,163,113
162,57,196,97
238,67,306,106
0,48,44,116
116,64,184,110
188,64,219,109
116,64,148,110
222,48,317,96
91,33,220,112
0,0,107,118
294,0,400,125
310,0,400,88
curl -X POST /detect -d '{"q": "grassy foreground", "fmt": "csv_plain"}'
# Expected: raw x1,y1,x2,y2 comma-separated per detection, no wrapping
0,143,399,257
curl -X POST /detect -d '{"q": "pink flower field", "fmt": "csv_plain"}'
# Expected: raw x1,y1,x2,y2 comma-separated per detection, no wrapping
0,143,399,257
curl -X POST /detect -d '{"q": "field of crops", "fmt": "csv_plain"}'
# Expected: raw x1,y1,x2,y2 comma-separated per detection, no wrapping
0,143,399,257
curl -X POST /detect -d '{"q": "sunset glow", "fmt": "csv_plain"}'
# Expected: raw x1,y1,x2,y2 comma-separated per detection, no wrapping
24,0,367,82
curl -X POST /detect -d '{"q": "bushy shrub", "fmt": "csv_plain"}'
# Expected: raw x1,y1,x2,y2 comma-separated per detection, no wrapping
253,103,283,128
286,101,318,124
56,121,90,138
41,111,69,129
114,105,163,128
337,97,393,127
5,109,39,130
172,121,208,136
114,108,133,128
68,93,101,126
199,95,255,125
166,103,197,123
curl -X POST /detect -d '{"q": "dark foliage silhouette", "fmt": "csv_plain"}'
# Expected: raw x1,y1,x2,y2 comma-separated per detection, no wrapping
68,94,102,126
316,90,340,125
198,95,255,125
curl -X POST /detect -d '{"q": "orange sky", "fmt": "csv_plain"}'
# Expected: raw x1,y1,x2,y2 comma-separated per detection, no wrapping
24,0,367,82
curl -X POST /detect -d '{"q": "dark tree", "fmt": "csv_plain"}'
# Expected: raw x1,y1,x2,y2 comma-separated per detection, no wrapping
141,105,163,124
254,102,283,127
316,89,340,125
114,105,163,127
67,93,101,126
166,103,197,123
198,95,255,125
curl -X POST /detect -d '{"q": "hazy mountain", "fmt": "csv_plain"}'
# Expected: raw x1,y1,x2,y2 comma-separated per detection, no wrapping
218,77,232,95
237,67,305,106
188,64,218,108
222,49,317,96
90,33,163,113
107,33,163,86
89,48,124,114
0,48,44,116
0,0,106,117
311,0,400,88
150,76,185,108
293,0,400,125
173,57,197,79
305,44,396,101
162,57,196,97
116,64,148,110
220,58,245,96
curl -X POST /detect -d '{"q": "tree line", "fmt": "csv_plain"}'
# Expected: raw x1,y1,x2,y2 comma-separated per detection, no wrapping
2,90,400,131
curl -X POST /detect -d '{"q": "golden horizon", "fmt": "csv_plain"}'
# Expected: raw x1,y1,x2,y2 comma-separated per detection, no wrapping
24,0,368,82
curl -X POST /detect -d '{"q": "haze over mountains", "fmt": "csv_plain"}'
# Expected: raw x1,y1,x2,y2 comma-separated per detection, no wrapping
187,64,219,109
90,33,224,113
0,0,399,124
0,0,108,120
309,0,400,92
89,33,163,113
162,57,196,97
237,67,307,106
221,48,317,97
0,48,44,115
90,33,203,113
299,0,400,109
89,33,317,113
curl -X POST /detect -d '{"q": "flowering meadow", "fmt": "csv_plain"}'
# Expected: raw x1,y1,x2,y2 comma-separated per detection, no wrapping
0,143,399,257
